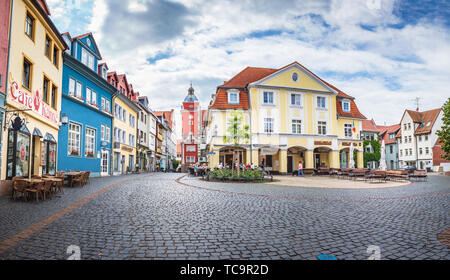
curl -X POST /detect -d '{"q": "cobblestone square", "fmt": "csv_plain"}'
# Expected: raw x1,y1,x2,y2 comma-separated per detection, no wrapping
0,173,448,260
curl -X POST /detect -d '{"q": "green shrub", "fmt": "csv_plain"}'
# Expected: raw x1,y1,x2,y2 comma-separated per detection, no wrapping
206,169,263,182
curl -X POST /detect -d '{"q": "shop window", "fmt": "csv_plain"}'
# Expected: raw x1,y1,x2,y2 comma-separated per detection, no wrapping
42,134,57,175
6,123,31,179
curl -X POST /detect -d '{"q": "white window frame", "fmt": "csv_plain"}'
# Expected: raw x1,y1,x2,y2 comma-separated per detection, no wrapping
342,101,350,112
227,90,239,104
68,122,81,156
81,47,95,71
264,118,274,133
263,91,274,105
318,121,327,135
344,123,353,138
316,96,327,109
68,77,76,96
290,93,302,106
291,119,302,134
85,127,96,158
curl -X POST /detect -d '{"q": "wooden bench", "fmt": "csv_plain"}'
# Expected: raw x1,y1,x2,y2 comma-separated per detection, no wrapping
386,170,409,181
314,167,330,176
409,170,428,182
348,168,368,181
365,170,387,183
337,168,353,179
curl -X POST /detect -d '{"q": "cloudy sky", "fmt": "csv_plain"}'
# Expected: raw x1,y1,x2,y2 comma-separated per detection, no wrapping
47,0,450,136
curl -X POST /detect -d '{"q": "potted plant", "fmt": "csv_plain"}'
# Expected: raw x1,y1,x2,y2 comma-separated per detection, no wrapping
70,150,79,156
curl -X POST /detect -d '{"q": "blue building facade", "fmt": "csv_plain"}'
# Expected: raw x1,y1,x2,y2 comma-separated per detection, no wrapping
58,33,116,177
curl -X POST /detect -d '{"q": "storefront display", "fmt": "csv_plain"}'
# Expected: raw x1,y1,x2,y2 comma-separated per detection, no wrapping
6,125,31,179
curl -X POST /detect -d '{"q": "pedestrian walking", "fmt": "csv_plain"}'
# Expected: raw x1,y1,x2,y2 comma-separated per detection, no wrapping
298,161,304,177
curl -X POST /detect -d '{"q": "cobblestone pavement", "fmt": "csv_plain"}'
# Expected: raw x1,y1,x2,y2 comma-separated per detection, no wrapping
0,172,448,260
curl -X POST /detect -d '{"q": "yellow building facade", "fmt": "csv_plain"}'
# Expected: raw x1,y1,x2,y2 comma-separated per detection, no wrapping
1,0,67,192
206,62,366,173
112,94,139,174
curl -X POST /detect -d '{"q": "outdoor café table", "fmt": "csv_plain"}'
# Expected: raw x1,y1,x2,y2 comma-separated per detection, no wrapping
43,177,63,196
17,178,44,185
64,172,82,187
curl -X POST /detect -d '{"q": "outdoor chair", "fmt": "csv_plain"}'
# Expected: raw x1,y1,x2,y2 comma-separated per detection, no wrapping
54,174,65,194
12,180,28,201
25,182,43,202
71,173,84,187
41,180,53,200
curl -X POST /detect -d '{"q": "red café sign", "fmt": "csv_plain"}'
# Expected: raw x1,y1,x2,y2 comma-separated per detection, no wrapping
9,79,59,125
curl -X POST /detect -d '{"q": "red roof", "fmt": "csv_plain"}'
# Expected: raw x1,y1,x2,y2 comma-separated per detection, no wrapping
398,109,442,136
380,124,401,145
209,62,366,119
410,109,441,135
362,119,384,132
220,67,278,88
154,110,175,129
37,0,50,15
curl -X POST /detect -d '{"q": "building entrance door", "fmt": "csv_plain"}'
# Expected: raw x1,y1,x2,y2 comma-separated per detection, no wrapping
101,150,109,176
121,155,125,174
314,154,321,169
287,156,293,173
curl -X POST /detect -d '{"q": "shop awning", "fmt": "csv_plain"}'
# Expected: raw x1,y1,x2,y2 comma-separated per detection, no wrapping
33,128,43,138
44,133,57,143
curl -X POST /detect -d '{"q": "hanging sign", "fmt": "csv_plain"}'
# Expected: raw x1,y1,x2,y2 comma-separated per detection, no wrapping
260,147,279,155
9,77,59,125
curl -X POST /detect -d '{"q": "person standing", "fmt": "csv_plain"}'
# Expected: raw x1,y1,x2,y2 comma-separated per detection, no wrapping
298,161,304,177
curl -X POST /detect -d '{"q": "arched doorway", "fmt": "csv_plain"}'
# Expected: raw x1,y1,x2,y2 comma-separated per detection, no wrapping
313,147,331,169
219,147,246,168
287,146,307,173
258,146,279,170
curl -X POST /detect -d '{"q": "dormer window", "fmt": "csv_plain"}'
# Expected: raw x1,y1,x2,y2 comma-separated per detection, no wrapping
342,100,350,112
227,90,239,104
81,47,94,71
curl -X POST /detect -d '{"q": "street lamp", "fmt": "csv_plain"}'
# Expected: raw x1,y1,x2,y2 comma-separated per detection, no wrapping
61,113,68,125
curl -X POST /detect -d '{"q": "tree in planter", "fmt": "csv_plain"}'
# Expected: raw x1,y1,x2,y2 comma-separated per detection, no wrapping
222,111,251,176
436,98,450,160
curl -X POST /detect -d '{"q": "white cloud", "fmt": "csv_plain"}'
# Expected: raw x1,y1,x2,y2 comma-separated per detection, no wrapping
47,0,450,138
